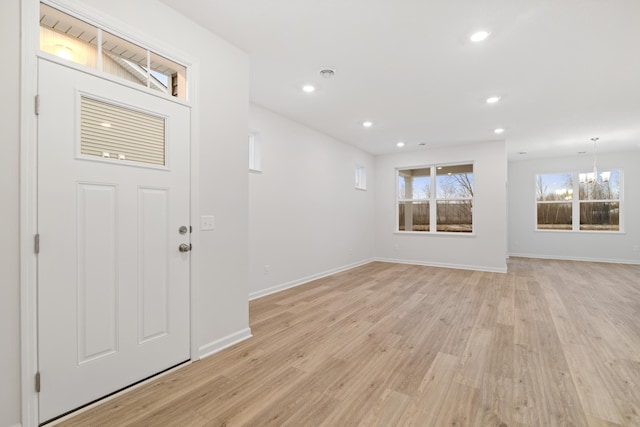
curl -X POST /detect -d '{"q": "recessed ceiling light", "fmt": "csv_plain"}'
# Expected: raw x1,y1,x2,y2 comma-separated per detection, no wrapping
437,166,443,170
518,151,527,155
470,31,490,42
486,96,501,104
302,85,315,93
578,151,587,154
418,142,427,146
362,121,373,128
396,141,405,147
494,128,504,134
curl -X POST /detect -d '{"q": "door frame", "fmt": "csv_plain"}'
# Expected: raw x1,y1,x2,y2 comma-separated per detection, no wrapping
20,1,201,425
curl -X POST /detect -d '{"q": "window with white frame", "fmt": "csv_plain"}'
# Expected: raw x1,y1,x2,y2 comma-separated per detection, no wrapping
355,165,366,190
397,163,473,233
248,131,261,172
39,3,188,100
536,170,621,231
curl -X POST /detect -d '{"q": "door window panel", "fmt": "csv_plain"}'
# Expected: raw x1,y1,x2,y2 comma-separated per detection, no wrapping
80,96,166,166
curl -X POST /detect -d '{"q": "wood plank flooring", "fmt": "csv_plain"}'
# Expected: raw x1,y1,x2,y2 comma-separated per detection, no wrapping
55,258,640,426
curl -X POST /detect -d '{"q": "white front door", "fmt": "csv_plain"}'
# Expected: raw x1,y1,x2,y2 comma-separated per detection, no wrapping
37,58,191,423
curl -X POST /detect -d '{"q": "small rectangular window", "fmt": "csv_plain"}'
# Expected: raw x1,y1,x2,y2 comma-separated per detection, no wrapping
355,165,366,190
39,3,99,68
80,96,166,166
101,32,150,89
248,131,261,172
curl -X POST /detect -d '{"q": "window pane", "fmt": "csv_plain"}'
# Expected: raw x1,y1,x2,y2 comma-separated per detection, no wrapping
248,131,261,172
436,200,472,232
81,96,166,165
536,173,573,201
579,170,620,200
436,165,473,198
398,202,429,232
580,202,620,231
537,202,572,230
398,168,430,199
40,3,99,68
150,52,187,100
355,165,366,190
102,32,150,88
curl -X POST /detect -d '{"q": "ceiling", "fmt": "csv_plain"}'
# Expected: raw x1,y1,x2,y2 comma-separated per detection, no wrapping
160,0,640,159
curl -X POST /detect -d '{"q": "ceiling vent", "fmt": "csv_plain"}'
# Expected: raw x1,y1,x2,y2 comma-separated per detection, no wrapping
320,69,335,78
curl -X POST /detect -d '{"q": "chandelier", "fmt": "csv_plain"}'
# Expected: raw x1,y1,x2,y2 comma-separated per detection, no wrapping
591,137,599,183
579,137,610,185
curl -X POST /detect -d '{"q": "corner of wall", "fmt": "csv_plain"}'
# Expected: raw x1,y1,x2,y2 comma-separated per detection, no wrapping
248,258,375,300
198,328,253,360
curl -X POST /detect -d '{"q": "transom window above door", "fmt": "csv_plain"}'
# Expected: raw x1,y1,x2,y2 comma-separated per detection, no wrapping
39,2,187,100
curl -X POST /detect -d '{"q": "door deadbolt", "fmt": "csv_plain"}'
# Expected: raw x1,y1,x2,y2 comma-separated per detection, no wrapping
179,226,188,235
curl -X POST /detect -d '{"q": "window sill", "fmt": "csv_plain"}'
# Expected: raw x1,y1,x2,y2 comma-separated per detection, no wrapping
534,229,625,235
394,231,476,237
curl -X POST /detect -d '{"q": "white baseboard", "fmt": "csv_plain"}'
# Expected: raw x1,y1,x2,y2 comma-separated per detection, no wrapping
198,328,253,360
508,252,640,266
375,257,508,274
248,258,376,301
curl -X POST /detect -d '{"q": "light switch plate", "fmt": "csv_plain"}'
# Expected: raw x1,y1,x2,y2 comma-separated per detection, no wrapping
201,215,215,230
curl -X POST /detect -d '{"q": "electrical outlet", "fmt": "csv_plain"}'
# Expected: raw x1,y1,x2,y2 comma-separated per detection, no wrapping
263,265,270,274
201,215,214,230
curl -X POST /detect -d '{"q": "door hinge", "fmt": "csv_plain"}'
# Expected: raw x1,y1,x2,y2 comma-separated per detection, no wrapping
35,95,40,116
34,234,40,254
35,371,41,393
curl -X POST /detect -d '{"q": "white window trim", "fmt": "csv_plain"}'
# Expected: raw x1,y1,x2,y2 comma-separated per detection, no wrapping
355,164,366,190
248,130,262,173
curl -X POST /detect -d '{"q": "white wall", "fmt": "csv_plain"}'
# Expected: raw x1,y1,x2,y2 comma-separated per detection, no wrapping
374,141,508,273
508,151,640,264
1,0,21,425
248,105,375,298
3,1,249,425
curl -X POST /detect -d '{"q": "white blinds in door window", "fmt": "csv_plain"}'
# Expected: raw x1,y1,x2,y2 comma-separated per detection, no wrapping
80,96,166,166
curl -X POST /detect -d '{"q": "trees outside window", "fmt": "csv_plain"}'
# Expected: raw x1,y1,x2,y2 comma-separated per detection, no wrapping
536,170,621,232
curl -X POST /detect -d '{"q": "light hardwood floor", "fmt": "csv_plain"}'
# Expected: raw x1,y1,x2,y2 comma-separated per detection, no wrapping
56,258,640,426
